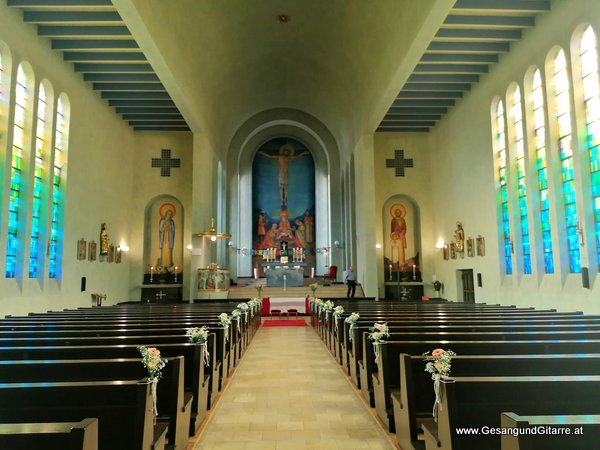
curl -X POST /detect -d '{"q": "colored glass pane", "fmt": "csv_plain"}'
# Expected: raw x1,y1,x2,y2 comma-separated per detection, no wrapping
494,100,512,275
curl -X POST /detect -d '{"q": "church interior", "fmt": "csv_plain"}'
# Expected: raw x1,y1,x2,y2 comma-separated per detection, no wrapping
2,0,600,316
3,1,600,449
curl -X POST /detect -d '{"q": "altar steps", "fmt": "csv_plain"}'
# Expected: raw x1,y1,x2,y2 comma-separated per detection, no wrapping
227,279,364,300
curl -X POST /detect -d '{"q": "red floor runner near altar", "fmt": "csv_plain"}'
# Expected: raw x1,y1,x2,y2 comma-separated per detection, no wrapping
263,320,307,327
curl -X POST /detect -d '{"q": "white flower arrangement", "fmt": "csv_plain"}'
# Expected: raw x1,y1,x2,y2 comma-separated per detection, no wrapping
322,300,334,312
186,326,209,344
231,309,242,319
218,312,230,328
345,312,360,341
138,345,167,380
313,298,324,309
333,305,344,317
248,298,261,312
237,303,249,313
368,322,389,342
423,348,456,421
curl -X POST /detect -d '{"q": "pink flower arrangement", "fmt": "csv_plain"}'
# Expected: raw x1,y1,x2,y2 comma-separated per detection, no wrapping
138,345,167,380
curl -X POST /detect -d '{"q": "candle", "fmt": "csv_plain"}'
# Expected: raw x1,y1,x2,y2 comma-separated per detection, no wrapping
412,265,416,278
389,264,392,281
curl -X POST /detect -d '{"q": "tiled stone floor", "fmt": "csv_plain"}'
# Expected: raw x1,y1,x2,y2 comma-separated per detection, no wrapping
190,321,396,449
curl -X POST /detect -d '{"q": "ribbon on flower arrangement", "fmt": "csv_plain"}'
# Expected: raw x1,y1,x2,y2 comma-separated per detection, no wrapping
202,343,211,367
151,377,159,424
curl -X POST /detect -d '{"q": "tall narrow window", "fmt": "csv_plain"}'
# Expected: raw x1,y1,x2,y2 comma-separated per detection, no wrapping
6,65,29,278
554,49,581,273
49,95,68,279
579,26,600,267
512,86,531,274
496,100,513,274
29,83,49,278
532,69,555,273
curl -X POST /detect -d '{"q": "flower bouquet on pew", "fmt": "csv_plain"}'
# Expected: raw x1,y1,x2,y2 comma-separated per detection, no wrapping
344,312,360,340
368,322,390,363
218,313,231,342
138,346,168,423
332,305,344,331
238,302,250,320
423,348,456,421
186,326,211,366
232,309,242,332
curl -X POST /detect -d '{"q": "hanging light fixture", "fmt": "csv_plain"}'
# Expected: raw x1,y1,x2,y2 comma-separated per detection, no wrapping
194,218,232,241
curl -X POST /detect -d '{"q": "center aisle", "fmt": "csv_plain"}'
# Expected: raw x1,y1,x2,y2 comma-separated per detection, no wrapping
191,320,395,449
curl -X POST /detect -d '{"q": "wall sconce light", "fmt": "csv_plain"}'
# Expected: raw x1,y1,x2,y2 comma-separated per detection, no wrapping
186,244,193,251
375,243,382,249
333,240,342,249
435,241,445,250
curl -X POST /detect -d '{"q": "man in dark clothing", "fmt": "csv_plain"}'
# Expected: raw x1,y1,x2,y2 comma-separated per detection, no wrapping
345,265,357,298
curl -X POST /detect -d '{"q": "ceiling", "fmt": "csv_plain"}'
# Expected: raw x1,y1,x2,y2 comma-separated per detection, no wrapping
7,0,551,134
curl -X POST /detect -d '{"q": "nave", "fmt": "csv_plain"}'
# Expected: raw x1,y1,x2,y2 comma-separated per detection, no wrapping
190,321,395,449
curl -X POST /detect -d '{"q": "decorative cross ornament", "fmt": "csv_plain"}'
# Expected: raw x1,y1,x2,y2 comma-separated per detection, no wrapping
151,149,180,177
155,291,167,300
386,149,414,177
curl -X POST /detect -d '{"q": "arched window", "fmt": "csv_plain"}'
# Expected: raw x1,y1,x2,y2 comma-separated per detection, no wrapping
30,82,53,278
495,100,513,275
511,86,531,274
48,94,69,279
6,64,32,278
531,69,554,273
553,49,581,273
579,25,600,267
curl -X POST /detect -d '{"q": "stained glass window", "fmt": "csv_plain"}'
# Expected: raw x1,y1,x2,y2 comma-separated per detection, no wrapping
49,96,68,279
554,49,581,273
512,86,531,274
579,26,600,267
496,100,513,275
6,65,29,278
531,69,554,273
29,83,48,278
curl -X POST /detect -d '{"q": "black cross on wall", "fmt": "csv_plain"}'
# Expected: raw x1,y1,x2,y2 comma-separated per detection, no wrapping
151,149,180,177
386,149,414,177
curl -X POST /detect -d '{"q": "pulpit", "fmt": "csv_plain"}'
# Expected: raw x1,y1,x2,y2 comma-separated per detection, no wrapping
196,267,230,299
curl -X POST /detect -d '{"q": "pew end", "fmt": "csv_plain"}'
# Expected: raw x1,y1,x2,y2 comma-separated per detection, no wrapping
0,418,99,450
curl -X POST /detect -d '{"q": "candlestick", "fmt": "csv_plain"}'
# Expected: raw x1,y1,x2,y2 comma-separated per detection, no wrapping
412,265,416,280
150,266,154,283
389,264,392,281
174,266,178,283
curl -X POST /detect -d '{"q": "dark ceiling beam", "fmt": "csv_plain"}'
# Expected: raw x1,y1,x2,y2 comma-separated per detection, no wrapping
129,120,188,127
388,106,448,114
84,73,160,82
74,63,153,72
380,121,436,127
64,52,146,62
377,127,430,133
115,107,180,114
133,126,190,132
414,63,488,73
24,11,122,23
383,114,441,121
421,53,498,63
398,91,463,99
435,28,521,41
428,41,510,52
402,82,471,91
92,82,164,90
122,114,184,120
8,0,113,6
452,0,550,13
408,73,479,83
101,91,171,99
52,39,138,50
444,15,535,28
392,99,455,107
108,99,176,107
38,25,130,37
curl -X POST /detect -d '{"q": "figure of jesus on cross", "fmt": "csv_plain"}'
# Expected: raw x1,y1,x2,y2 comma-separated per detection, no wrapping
258,144,309,208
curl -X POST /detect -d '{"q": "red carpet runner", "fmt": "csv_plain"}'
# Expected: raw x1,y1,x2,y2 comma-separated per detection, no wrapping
262,320,307,327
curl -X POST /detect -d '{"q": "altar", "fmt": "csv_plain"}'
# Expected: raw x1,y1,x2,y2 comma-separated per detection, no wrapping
262,262,305,287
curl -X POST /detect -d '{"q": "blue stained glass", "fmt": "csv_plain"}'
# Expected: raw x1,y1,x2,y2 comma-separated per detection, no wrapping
524,256,532,275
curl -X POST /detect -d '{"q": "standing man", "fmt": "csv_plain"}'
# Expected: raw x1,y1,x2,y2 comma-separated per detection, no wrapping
345,265,357,298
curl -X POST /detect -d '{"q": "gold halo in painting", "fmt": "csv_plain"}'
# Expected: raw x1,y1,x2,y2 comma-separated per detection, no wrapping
389,203,406,218
159,202,177,219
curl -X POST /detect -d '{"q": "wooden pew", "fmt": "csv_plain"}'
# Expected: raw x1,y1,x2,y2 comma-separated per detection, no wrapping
421,375,600,450
0,418,98,450
394,353,600,450
362,338,600,431
500,412,600,450
0,342,210,438
0,357,190,450
0,379,165,450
